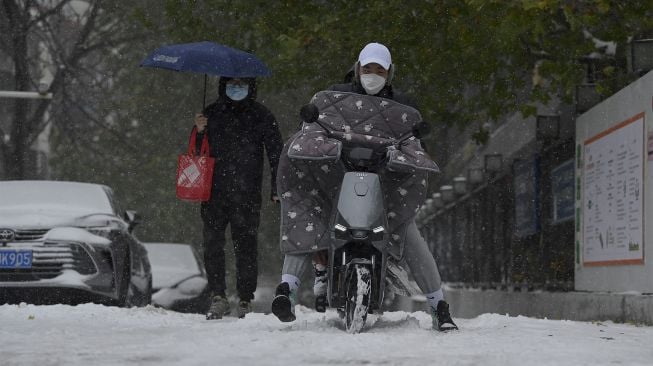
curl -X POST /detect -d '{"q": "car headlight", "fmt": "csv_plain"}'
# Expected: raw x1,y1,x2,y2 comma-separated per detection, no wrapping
86,226,115,238
74,215,125,238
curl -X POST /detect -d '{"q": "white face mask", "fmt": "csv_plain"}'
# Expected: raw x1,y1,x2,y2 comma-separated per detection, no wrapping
360,73,386,95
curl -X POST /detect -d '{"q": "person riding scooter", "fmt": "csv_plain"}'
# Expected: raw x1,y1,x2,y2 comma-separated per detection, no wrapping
271,42,458,331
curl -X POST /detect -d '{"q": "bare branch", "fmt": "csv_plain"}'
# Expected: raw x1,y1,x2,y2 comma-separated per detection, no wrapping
26,0,71,29
21,2,101,142
56,115,113,162
66,100,140,153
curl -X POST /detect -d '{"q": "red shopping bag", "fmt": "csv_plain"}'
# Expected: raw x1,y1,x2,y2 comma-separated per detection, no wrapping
176,127,215,202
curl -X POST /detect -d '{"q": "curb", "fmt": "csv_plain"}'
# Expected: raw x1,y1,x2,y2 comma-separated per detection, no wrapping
392,287,653,325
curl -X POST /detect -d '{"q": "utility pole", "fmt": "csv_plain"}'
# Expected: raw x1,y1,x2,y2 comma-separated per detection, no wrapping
0,82,53,100
0,91,53,100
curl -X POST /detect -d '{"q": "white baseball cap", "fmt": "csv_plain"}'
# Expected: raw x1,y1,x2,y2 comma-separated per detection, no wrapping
358,43,392,70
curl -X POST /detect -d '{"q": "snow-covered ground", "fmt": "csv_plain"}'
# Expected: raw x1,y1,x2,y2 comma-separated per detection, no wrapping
1,303,652,366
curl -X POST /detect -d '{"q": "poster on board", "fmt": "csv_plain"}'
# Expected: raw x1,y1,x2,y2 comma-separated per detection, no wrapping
582,112,645,266
552,159,575,224
514,157,540,237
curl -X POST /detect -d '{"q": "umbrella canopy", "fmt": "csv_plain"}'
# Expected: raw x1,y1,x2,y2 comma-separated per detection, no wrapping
140,41,271,78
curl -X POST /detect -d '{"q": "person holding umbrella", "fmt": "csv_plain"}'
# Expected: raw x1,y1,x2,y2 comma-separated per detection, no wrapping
141,42,283,320
194,76,283,320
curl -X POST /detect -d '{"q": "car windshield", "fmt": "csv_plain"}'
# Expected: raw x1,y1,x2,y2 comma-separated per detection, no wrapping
144,243,201,289
0,181,113,214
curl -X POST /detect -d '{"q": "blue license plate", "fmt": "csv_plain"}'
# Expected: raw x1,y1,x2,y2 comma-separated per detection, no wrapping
0,249,33,269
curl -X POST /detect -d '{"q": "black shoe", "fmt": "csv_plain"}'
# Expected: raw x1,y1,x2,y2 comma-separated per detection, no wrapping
206,295,230,320
237,300,252,319
431,300,458,331
271,282,296,322
314,294,327,313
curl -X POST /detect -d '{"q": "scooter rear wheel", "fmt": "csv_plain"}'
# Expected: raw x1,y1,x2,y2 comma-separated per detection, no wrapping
344,264,371,333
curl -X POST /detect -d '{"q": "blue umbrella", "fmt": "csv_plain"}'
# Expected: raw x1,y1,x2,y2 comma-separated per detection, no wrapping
140,41,272,108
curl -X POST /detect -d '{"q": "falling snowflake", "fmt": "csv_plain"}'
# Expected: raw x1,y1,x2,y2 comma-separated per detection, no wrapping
392,234,400,241
401,113,408,123
387,212,397,219
306,222,314,232
364,124,372,132
288,211,297,219
282,235,288,241
321,165,330,173
380,100,389,107
421,179,427,187
356,100,363,109
292,144,302,152
310,189,318,196
296,171,305,179
397,187,408,196
314,206,322,213
282,191,292,199
319,113,326,120
365,135,372,140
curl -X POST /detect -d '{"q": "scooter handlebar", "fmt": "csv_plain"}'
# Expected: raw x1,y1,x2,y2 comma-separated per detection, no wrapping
300,102,428,149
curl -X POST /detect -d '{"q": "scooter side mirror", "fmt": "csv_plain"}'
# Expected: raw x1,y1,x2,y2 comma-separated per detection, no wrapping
300,103,319,123
413,121,431,139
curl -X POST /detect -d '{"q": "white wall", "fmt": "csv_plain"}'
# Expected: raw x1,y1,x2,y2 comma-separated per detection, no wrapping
575,70,653,292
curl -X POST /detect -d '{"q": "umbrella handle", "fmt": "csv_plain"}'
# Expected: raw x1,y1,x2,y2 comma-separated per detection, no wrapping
202,74,207,110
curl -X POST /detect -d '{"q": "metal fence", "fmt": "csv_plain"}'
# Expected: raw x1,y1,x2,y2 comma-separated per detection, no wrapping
418,138,576,291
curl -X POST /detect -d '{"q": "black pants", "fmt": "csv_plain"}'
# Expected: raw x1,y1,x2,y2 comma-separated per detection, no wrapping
201,199,261,302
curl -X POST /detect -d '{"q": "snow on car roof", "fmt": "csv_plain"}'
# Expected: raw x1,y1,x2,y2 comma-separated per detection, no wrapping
0,180,113,214
144,243,201,289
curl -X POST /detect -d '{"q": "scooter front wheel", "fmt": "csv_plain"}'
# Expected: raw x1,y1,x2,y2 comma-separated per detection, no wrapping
344,264,371,333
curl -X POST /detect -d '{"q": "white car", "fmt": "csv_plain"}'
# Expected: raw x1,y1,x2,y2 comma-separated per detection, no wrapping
0,180,152,306
144,242,209,313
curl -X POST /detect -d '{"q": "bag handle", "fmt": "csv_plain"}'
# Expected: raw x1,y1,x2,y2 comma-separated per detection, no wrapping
187,126,210,157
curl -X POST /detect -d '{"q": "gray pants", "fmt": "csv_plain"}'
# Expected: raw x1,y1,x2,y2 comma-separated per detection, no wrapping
282,220,442,294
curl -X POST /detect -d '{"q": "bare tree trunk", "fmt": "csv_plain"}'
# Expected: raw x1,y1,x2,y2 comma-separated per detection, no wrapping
4,0,32,179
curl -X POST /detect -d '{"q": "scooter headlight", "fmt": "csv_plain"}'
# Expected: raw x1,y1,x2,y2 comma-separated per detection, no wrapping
335,224,347,232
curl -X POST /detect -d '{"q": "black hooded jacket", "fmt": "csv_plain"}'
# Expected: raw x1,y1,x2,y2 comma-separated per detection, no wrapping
196,77,283,205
